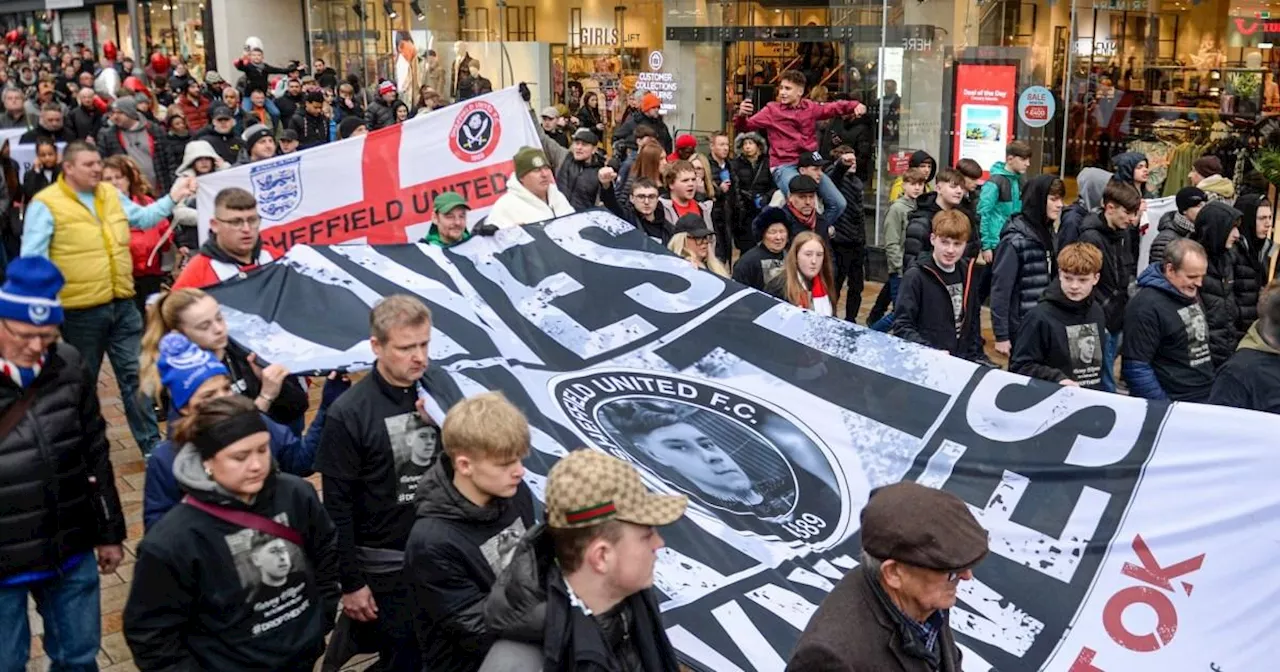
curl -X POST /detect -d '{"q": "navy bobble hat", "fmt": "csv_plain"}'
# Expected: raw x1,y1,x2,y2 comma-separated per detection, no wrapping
0,256,64,326
157,333,229,410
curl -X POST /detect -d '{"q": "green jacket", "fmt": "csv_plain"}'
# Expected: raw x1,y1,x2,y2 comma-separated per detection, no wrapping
882,195,918,275
977,161,1021,251
422,224,471,248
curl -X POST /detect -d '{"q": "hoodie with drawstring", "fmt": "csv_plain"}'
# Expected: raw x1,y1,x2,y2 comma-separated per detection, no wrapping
1192,201,1244,366
991,174,1059,344
124,447,339,670
1010,279,1108,389
404,457,535,672
1122,263,1215,401
1232,194,1273,330
1058,167,1112,250
485,175,575,229
1209,321,1280,411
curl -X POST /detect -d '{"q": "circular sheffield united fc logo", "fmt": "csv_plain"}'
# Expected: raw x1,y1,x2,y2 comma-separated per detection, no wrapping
449,101,502,163
550,369,849,548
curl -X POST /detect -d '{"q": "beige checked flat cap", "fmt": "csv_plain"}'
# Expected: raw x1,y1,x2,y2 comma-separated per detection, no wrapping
546,450,688,529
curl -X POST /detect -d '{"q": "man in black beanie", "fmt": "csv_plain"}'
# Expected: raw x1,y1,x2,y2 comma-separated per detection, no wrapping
787,482,988,671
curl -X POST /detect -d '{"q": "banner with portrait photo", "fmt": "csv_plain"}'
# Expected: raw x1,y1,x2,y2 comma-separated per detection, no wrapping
194,86,541,253
206,211,1280,672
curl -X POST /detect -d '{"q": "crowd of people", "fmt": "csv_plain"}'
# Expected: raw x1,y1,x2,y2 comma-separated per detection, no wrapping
5,26,1280,672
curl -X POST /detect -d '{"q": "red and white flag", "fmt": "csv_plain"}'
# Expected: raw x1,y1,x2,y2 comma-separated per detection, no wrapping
195,86,541,252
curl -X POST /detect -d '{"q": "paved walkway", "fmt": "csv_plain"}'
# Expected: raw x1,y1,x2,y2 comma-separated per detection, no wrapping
21,280,1003,671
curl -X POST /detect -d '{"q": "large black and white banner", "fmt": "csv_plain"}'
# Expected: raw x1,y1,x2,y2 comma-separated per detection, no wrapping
208,211,1280,672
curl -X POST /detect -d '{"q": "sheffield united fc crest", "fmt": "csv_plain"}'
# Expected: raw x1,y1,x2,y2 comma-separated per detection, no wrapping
449,101,502,163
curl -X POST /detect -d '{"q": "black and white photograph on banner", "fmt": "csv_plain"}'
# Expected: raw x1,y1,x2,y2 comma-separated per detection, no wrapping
385,410,438,504
554,370,844,546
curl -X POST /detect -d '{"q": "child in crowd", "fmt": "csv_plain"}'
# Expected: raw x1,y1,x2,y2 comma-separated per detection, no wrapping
1009,243,1108,389
891,209,981,358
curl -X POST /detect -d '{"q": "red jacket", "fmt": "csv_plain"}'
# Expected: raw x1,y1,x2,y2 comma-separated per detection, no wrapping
735,98,861,169
174,94,211,131
127,194,173,277
172,238,275,290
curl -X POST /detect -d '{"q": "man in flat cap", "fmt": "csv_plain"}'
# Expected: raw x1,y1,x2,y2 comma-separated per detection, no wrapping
786,482,989,671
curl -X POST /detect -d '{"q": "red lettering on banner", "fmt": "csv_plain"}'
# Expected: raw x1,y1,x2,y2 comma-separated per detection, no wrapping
1068,647,1105,672
1122,534,1205,596
1102,586,1177,651
257,121,515,253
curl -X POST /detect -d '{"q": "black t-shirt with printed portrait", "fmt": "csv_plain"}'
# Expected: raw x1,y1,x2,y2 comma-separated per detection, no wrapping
314,365,447,589
1123,281,1215,401
937,263,965,336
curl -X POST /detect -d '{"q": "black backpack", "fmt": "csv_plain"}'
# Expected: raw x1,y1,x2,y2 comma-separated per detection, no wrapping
986,174,1015,203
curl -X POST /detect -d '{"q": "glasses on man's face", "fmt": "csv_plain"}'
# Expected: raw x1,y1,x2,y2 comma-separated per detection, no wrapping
1,320,59,346
632,193,658,202
216,215,261,230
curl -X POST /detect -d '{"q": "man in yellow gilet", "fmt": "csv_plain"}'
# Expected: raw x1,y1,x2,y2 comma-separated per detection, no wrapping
21,141,197,457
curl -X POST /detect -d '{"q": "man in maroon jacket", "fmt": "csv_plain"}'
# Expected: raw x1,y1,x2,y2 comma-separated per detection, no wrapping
735,69,865,230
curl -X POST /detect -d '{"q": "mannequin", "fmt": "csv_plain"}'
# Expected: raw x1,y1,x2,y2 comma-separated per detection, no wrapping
395,32,424,109
451,41,476,101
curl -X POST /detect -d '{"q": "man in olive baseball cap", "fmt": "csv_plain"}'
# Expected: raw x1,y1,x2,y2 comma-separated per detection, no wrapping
421,191,471,248
788,482,988,670
482,449,686,670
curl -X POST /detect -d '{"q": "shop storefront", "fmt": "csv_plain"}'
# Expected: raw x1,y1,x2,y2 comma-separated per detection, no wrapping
663,0,1277,245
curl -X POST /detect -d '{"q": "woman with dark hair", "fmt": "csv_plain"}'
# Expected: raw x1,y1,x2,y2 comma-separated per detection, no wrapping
123,394,339,671
766,231,835,317
392,99,410,124
104,154,174,313
576,90,604,138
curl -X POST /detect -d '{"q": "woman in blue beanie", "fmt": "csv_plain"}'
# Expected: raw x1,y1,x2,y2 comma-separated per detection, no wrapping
142,332,349,530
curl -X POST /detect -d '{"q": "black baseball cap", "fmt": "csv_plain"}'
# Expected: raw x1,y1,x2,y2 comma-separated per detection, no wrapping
279,129,299,142
798,151,829,168
674,214,713,239
789,175,820,194
211,105,233,121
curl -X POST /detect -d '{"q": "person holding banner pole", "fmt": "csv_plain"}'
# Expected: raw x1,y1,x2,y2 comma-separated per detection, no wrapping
21,141,196,457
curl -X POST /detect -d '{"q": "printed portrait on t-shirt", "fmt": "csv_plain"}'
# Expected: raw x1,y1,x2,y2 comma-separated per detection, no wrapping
479,517,527,575
947,282,964,333
385,411,438,503
1065,323,1103,387
221,514,315,637
1178,304,1212,367
761,259,784,285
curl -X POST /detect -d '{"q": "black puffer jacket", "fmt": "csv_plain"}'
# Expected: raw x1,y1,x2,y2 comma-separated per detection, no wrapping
1149,209,1195,267
1193,201,1243,367
730,132,774,252
990,175,1058,343
1233,194,1268,331
1077,212,1135,333
483,524,681,672
904,192,980,269
96,120,179,193
826,160,865,247
193,125,245,166
365,99,397,131
404,457,535,672
611,110,672,154
555,154,604,212
0,343,126,580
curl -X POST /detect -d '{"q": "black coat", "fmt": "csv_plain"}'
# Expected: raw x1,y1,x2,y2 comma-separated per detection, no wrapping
555,155,603,212
484,524,681,672
1148,210,1195,267
892,256,981,358
405,458,536,672
707,155,735,261
97,121,180,193
0,343,126,579
729,151,774,251
22,165,59,206
158,132,190,183
600,183,673,245
276,92,303,125
1233,194,1270,331
124,462,339,671
221,339,309,428
732,243,786,291
752,205,828,246
818,116,875,182
1194,201,1244,367
288,111,330,150
611,110,672,154
786,566,963,672
365,99,397,131
1077,213,1134,333
904,193,980,269
1009,280,1108,389
19,124,75,145
826,160,865,247
193,125,245,167
990,174,1060,343
66,105,103,142
1210,324,1280,412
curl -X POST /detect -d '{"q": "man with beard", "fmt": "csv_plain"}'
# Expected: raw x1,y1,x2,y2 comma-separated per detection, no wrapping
171,187,276,289
1011,242,1108,389
19,102,74,144
787,482,988,670
275,76,304,123
175,78,212,132
1123,237,1215,401
96,97,175,193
